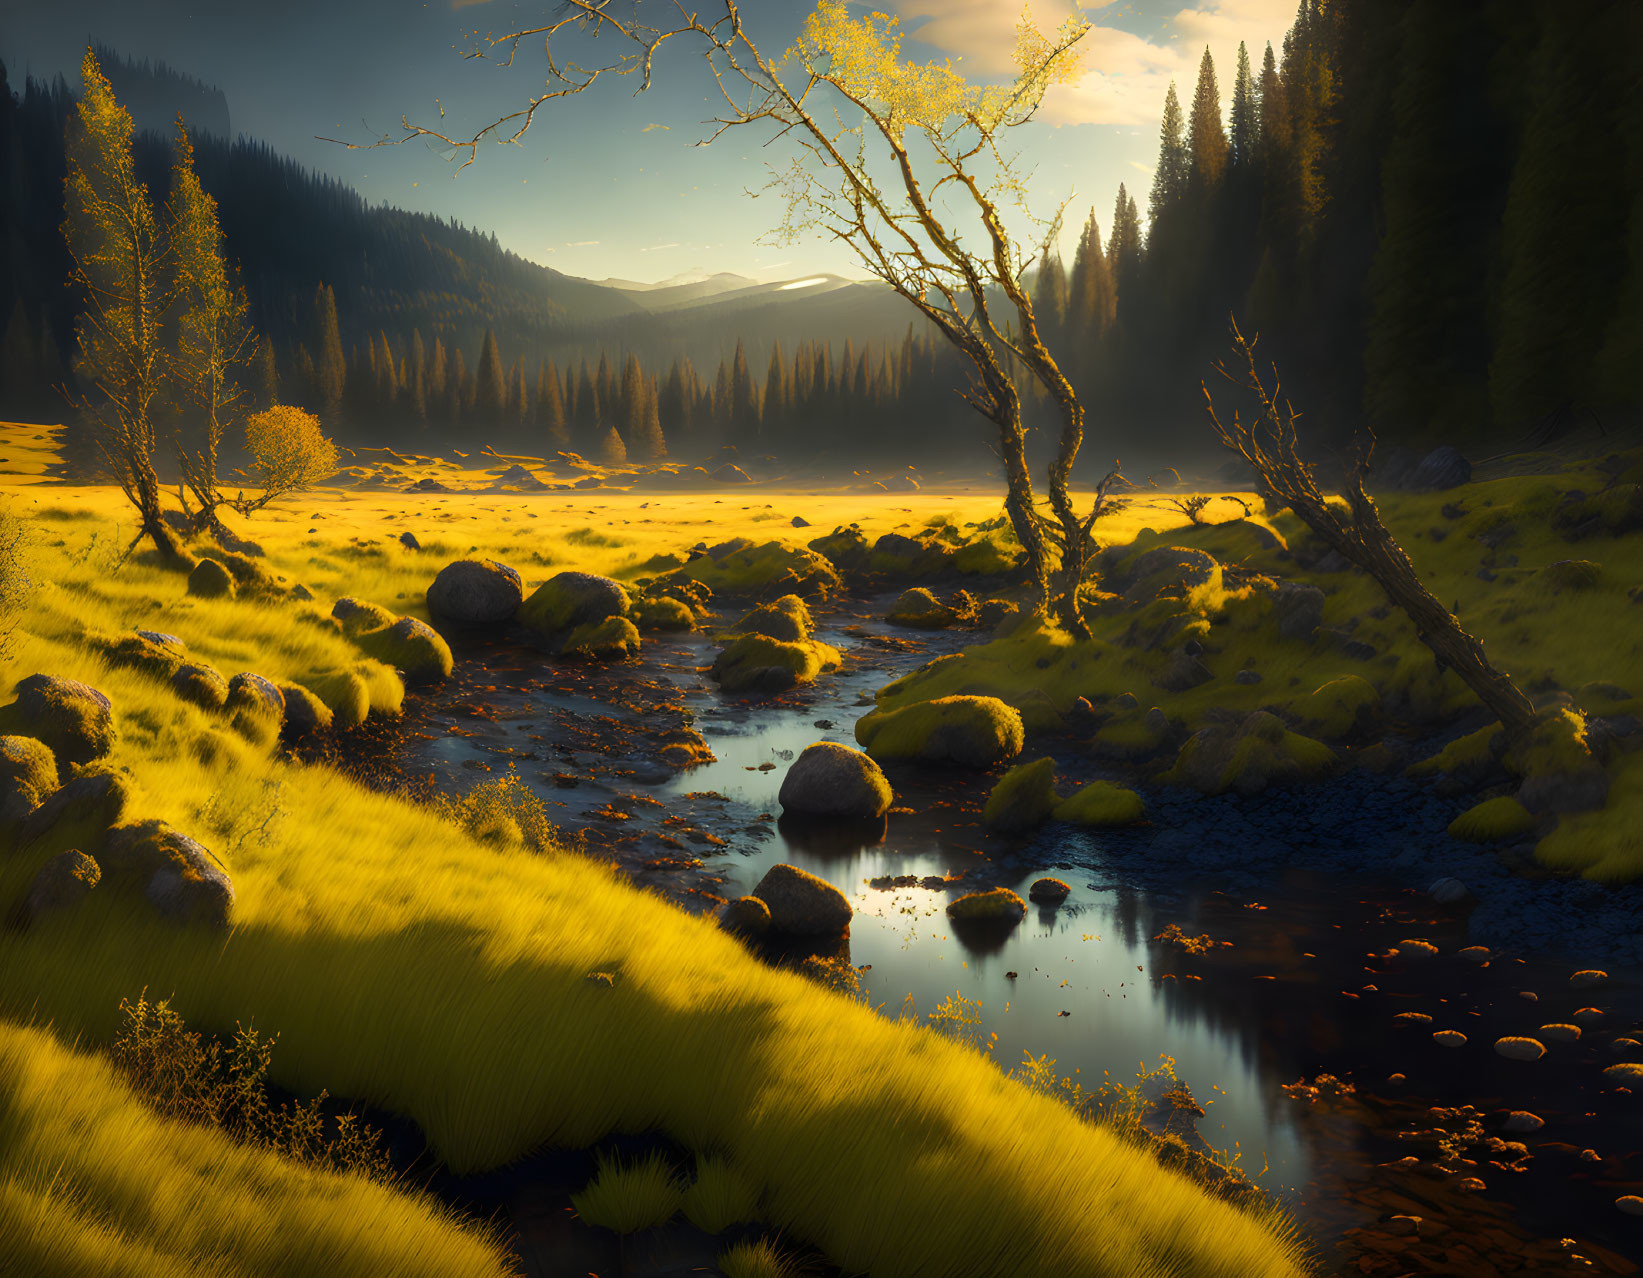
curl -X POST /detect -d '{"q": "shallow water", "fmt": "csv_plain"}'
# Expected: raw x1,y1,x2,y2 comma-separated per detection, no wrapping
344,598,1643,1270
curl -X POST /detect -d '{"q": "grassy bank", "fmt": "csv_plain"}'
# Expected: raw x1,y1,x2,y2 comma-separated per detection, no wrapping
0,424,1306,1277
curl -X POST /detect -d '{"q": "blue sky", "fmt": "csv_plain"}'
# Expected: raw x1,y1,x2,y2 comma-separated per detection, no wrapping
5,0,1294,282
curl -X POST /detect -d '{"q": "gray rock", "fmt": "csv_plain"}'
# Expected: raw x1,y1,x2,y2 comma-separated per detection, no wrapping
1374,445,1418,490
1113,692,1140,710
17,771,133,845
1028,877,1071,904
23,849,101,922
103,820,234,929
136,630,186,653
1116,546,1218,605
1234,669,1263,685
226,673,286,719
1157,650,1214,692
778,742,893,820
399,531,421,551
1273,581,1325,641
978,599,1020,630
290,584,315,602
1428,877,1471,905
790,516,811,528
426,558,524,625
718,895,771,937
172,663,229,710
1406,445,1472,492
11,675,115,765
750,863,852,936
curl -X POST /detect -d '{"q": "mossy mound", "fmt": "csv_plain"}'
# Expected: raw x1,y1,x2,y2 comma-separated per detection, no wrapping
518,571,630,634
15,769,134,849
172,662,229,710
718,895,771,938
665,540,839,598
711,632,840,694
868,532,954,579
952,538,1018,576
560,616,642,662
186,557,235,599
1054,780,1146,827
299,670,371,728
946,887,1026,921
1448,795,1537,843
1165,711,1337,796
1028,877,1072,903
732,594,814,642
807,526,870,572
332,597,397,635
1303,675,1382,741
887,587,959,630
276,682,333,735
5,675,115,766
633,596,696,632
0,734,59,827
1503,708,1608,813
982,757,1060,833
1093,705,1180,762
1535,559,1603,592
1536,751,1643,881
101,819,234,929
1406,724,1503,783
102,631,187,681
855,695,1024,768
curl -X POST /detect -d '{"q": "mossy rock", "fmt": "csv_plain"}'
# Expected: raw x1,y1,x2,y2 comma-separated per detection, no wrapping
1551,484,1643,537
1054,780,1145,827
172,663,229,710
711,633,840,693
868,533,953,578
1406,725,1503,783
518,571,630,634
226,673,286,722
1093,705,1177,762
977,599,1021,631
276,683,333,735
982,757,1060,833
426,558,524,625
808,526,870,572
855,695,1024,768
887,587,958,630
102,819,234,929
952,539,1017,576
1303,675,1382,741
1028,877,1071,903
21,848,102,923
560,616,642,662
946,887,1026,922
778,742,893,820
103,632,187,681
718,895,771,938
633,596,695,632
0,735,59,829
665,541,839,598
186,557,236,599
1535,752,1643,881
353,615,454,684
732,594,813,642
1449,795,1537,843
1536,559,1602,591
750,863,852,935
1165,711,1336,796
1504,709,1608,814
300,670,370,728
16,770,134,848
6,675,116,766
332,597,397,636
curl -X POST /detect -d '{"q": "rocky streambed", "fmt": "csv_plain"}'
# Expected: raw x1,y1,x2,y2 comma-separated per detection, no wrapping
313,592,1643,1276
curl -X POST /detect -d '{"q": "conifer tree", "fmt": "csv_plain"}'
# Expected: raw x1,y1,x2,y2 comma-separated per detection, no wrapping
659,359,688,444
1229,41,1259,167
474,327,506,426
540,358,568,447
0,300,37,412
310,283,345,423
573,359,599,450
1187,47,1228,189
1032,250,1068,340
617,351,644,446
630,374,667,460
251,341,278,408
375,330,398,412
1107,184,1143,303
1067,209,1116,342
511,358,529,429
763,341,789,424
445,344,466,427
429,335,448,407
1148,81,1189,225
729,339,758,443
594,351,615,429
711,356,733,434
407,330,427,420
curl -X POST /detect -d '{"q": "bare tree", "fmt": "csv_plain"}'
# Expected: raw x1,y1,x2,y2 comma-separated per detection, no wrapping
331,0,1124,623
1203,319,1535,734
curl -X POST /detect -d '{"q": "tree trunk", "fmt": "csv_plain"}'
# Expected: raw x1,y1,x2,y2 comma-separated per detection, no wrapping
996,410,1050,616
135,463,190,568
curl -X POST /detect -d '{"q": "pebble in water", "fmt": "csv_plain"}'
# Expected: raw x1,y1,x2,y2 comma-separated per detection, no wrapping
1457,945,1491,964
1394,1012,1434,1026
1501,1112,1544,1133
1572,1007,1605,1026
1432,1030,1467,1048
1571,970,1608,989
1494,1037,1546,1061
1539,1023,1582,1043
1618,1197,1643,1216
1396,938,1439,960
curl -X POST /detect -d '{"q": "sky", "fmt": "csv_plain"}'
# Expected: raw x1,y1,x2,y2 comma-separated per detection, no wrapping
2,0,1295,284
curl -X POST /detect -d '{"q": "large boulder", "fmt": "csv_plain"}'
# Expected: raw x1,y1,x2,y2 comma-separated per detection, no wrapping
855,695,1024,768
9,675,115,766
869,533,953,578
226,673,286,721
665,540,839,598
17,771,134,847
1405,445,1472,492
559,616,642,662
349,613,453,683
982,757,1059,833
102,820,234,929
711,633,840,694
426,559,524,625
1111,546,1219,606
0,734,58,828
1165,711,1336,796
22,849,101,924
887,587,958,630
518,571,630,634
778,742,893,820
750,863,852,936
186,557,236,599
808,526,870,573
172,662,229,710
732,595,813,642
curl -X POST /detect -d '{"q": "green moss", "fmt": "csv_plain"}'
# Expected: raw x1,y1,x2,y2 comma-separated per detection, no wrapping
855,695,1024,768
807,526,869,571
946,887,1027,921
560,616,642,661
868,535,953,578
517,571,630,633
1164,712,1337,796
953,538,1017,576
887,587,958,629
712,633,841,693
301,670,370,728
1407,724,1501,778
353,615,454,683
333,598,397,636
1535,559,1603,591
1448,795,1537,843
982,757,1060,832
101,632,187,681
733,594,813,642
1503,709,1594,780
1536,752,1643,881
1,734,58,800
186,557,236,599
664,541,839,597
1302,675,1382,740
1093,706,1176,761
633,596,695,632
1054,780,1146,827
276,682,333,734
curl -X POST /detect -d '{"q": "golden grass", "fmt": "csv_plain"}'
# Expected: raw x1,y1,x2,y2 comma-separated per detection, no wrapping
0,422,1308,1278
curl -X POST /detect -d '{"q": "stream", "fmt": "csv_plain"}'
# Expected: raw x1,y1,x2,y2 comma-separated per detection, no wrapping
326,592,1643,1276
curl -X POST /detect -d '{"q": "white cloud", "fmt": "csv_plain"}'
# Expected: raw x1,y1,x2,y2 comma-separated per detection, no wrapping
640,242,682,252
883,0,1292,127
565,240,600,247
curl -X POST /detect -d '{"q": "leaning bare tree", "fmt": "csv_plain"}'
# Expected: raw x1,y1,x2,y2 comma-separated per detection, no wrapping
62,49,189,565
1203,319,1535,735
335,0,1120,625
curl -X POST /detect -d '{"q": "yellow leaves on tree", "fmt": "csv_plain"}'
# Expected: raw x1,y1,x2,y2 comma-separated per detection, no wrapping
240,405,340,514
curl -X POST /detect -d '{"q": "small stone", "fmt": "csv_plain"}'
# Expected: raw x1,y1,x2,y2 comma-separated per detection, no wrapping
1572,1007,1604,1026
1386,1216,1422,1236
1494,1037,1546,1061
790,516,811,528
1457,946,1491,964
1571,970,1608,989
1581,1149,1601,1163
1387,1073,1406,1086
1618,1196,1643,1216
1539,1023,1581,1043
1501,1112,1543,1133
1519,991,1538,1002
1394,1012,1434,1026
1234,669,1262,685
1432,1030,1467,1048
1427,877,1470,904
1396,939,1439,960
1455,1178,1487,1194
1027,877,1072,904
1610,1038,1642,1056
1602,1063,1643,1086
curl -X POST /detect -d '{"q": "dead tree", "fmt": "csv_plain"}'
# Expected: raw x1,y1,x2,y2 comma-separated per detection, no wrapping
1203,319,1534,734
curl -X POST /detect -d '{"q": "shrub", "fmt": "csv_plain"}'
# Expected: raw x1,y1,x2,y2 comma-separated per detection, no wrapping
435,769,566,854
570,1150,682,1233
681,1154,761,1233
718,1238,797,1278
239,404,341,514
